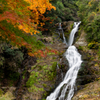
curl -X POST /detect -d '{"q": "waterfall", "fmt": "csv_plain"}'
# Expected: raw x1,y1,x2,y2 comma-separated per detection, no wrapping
68,21,81,46
58,23,67,45
46,21,82,100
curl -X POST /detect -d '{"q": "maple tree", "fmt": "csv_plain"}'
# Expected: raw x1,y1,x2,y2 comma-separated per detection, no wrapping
0,0,56,57
0,0,56,34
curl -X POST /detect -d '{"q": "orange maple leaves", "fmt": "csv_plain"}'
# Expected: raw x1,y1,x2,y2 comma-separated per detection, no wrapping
0,0,56,35
0,0,56,57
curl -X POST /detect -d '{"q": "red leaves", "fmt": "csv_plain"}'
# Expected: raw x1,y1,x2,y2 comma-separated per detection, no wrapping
33,47,58,58
27,47,58,58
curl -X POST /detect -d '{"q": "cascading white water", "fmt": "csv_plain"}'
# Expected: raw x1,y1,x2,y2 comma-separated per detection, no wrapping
59,46,82,100
58,23,62,29
58,23,67,45
46,21,82,100
68,21,81,46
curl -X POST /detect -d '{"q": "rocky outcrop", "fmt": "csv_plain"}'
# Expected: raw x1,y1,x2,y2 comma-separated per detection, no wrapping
72,80,100,100
55,21,74,43
62,21,74,33
0,87,16,100
55,21,74,33
75,30,87,47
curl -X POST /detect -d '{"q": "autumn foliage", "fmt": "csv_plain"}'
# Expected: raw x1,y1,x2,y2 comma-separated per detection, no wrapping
0,0,56,57
0,0,55,34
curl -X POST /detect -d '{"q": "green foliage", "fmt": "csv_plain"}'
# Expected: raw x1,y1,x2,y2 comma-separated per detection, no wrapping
44,0,78,29
0,91,15,100
0,57,4,66
78,46,83,50
77,0,100,48
97,47,100,59
0,89,3,96
26,61,57,93
51,62,57,71
8,71,20,81
5,48,15,56
28,85,44,93
3,45,24,65
0,42,25,86
88,42,99,49
26,71,39,87
0,0,8,14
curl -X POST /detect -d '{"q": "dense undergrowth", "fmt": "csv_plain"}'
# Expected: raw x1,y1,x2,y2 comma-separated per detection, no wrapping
43,0,78,30
76,0,100,48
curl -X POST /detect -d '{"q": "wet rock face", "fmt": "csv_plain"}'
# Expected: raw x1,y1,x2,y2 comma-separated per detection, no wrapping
60,55,69,72
55,21,74,32
75,30,87,47
55,55,69,87
55,21,74,43
62,21,74,32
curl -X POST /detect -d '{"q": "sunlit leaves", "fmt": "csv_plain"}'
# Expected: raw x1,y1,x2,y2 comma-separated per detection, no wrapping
0,0,56,57
0,0,56,35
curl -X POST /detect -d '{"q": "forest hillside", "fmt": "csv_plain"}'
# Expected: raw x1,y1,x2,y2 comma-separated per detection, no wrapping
0,0,100,100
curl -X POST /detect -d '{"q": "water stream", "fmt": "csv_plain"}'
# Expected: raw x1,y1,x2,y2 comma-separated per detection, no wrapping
46,21,82,100
68,21,81,46
58,23,67,45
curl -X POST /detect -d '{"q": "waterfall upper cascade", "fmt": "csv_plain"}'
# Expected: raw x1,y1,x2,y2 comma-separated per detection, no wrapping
68,21,81,46
46,21,82,100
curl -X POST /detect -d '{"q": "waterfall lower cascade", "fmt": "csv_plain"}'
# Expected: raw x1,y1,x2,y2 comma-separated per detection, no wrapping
46,21,82,100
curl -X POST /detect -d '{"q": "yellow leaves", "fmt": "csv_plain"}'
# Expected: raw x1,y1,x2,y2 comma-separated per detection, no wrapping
18,23,39,34
88,0,96,7
23,0,56,34
24,0,56,14
7,0,17,10
18,24,23,30
40,23,45,26
39,7,46,14
34,31,36,34
33,30,39,34
94,63,99,67
18,23,35,35
52,6,56,10
92,12,96,16
88,1,92,7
